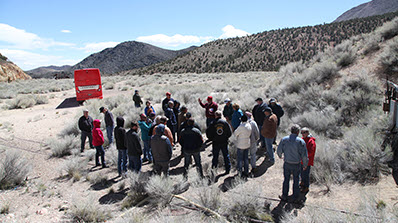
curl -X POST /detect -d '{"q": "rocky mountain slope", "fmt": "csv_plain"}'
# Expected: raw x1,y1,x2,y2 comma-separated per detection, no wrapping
124,10,398,75
27,65,72,79
334,0,398,22
28,41,196,78
0,53,31,82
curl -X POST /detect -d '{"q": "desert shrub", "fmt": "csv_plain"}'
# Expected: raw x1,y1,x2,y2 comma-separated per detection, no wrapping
378,36,398,74
0,150,30,190
311,137,345,189
48,135,79,158
59,121,80,137
307,61,340,85
86,173,108,185
6,94,49,109
378,17,398,40
0,202,9,214
122,172,150,209
332,39,357,68
223,181,271,222
145,175,188,208
114,209,148,223
362,34,382,55
58,156,88,181
291,107,342,139
69,196,112,222
104,145,118,166
189,170,222,211
341,125,391,184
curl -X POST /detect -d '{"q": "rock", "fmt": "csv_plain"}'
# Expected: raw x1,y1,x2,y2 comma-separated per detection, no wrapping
0,56,31,82
36,208,48,215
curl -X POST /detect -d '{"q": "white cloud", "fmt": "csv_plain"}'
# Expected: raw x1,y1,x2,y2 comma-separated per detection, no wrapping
0,23,74,50
136,25,249,48
61,29,71,33
78,41,119,53
136,34,213,48
219,25,249,39
0,49,78,70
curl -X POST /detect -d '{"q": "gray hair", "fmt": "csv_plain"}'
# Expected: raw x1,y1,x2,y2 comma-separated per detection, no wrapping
290,124,301,134
168,101,174,106
301,127,310,133
215,110,222,118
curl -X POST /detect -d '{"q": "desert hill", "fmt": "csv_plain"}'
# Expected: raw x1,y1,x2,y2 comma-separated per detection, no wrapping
0,53,31,82
124,10,398,75
334,0,398,22
28,42,196,78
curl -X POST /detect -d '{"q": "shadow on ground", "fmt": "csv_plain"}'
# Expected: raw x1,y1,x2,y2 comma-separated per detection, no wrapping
90,176,118,191
99,188,129,204
56,97,82,109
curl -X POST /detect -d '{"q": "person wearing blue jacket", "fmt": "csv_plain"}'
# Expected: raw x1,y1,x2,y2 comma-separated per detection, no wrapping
138,114,152,163
277,124,308,203
231,103,244,131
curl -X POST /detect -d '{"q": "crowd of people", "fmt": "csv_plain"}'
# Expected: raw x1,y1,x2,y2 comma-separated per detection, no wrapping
77,91,316,203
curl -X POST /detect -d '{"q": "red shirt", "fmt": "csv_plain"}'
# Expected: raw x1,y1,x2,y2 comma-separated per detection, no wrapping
92,119,105,147
303,136,316,166
199,101,218,118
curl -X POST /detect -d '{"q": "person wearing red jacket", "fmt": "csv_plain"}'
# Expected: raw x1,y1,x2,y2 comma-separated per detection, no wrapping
300,127,316,193
198,96,218,127
92,119,107,168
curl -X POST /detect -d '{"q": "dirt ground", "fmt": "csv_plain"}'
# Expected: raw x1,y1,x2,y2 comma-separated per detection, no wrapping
0,83,397,223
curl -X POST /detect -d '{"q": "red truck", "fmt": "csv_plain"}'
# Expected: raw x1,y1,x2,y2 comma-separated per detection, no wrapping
74,68,103,102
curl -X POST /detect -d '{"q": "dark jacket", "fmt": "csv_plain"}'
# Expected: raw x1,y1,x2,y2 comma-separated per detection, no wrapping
223,104,234,120
133,93,143,106
125,129,142,156
114,117,126,150
180,121,201,133
162,97,174,112
252,102,267,126
78,115,93,133
165,107,177,127
269,103,284,126
104,110,114,127
180,126,203,153
151,124,173,162
206,118,232,145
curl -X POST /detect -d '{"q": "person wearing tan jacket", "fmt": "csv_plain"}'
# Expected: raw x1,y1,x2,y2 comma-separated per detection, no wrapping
261,107,278,164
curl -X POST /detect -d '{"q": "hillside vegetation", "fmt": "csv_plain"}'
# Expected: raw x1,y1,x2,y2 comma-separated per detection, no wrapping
124,10,398,75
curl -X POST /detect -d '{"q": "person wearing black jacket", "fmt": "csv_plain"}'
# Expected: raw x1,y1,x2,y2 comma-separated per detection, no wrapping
162,92,174,112
206,111,232,174
180,118,204,177
165,101,177,144
252,98,267,147
78,109,94,152
269,98,285,144
100,107,114,144
114,116,127,176
125,122,143,172
133,90,143,107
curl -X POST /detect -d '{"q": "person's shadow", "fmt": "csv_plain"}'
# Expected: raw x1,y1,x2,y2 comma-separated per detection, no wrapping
271,194,307,222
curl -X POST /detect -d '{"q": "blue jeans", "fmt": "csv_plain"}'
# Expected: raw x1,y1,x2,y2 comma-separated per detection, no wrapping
237,149,249,176
95,145,105,166
81,131,93,152
265,137,274,162
117,149,127,174
212,143,231,172
106,126,114,144
300,165,311,188
282,162,301,200
129,155,142,172
184,151,203,176
143,140,152,161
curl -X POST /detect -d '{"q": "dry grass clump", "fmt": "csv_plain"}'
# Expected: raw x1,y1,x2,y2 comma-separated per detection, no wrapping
378,36,398,75
58,156,88,182
0,150,30,190
377,17,398,40
122,172,150,209
222,180,272,222
6,94,49,109
146,174,188,208
68,196,112,222
188,170,222,211
48,135,80,158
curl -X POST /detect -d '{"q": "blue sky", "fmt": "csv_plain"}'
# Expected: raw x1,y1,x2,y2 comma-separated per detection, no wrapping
0,0,369,70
